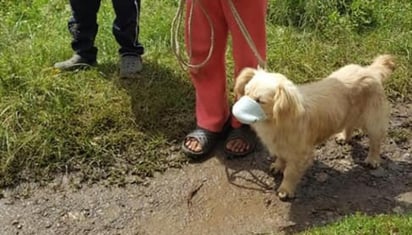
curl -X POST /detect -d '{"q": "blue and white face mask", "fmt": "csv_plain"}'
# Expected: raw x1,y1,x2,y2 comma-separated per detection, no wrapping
232,96,267,124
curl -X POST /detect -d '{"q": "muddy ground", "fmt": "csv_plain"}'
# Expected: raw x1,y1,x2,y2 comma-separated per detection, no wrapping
0,103,411,235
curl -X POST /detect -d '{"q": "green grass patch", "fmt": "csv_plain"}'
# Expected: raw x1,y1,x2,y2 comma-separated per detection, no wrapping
300,212,412,235
0,0,191,187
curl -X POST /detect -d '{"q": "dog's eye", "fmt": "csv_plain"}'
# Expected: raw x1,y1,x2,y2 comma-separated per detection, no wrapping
256,97,266,104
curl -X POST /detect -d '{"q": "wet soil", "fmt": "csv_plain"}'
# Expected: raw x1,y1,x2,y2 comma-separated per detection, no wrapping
0,103,411,235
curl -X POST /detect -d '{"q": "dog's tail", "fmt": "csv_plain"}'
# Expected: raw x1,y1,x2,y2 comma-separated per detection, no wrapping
369,54,396,81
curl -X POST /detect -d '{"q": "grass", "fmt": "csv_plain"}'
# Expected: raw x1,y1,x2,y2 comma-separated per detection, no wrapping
300,212,412,235
0,0,192,187
0,0,411,233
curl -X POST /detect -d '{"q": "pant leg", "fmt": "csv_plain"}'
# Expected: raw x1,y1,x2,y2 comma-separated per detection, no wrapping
111,0,144,56
68,0,101,61
185,0,230,132
222,0,268,128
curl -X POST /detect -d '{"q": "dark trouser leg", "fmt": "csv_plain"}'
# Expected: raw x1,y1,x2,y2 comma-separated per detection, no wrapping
68,0,100,61
111,0,144,56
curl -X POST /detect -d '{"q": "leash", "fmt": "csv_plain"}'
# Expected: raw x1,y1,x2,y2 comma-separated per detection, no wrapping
171,0,214,70
227,0,267,69
171,0,266,70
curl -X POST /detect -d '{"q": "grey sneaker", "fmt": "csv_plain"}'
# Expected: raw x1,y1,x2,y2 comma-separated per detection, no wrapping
54,54,97,70
119,55,143,78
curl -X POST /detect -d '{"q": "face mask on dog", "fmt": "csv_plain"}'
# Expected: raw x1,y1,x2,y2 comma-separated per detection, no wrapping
232,96,267,124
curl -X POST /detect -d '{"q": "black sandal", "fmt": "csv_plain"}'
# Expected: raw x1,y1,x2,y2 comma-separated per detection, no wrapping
224,125,257,158
181,127,222,158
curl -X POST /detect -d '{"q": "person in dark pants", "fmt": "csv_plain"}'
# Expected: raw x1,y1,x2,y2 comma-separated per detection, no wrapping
54,0,144,78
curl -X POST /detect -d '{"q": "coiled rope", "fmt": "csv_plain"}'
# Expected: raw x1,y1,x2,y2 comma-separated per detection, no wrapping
171,0,267,70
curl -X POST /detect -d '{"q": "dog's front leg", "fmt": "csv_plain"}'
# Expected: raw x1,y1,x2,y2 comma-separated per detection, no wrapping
364,133,383,168
364,121,386,168
277,155,313,201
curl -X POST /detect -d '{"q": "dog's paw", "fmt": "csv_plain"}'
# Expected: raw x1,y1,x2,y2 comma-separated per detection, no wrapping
364,157,381,168
269,165,282,176
277,189,295,201
335,133,349,145
269,162,284,176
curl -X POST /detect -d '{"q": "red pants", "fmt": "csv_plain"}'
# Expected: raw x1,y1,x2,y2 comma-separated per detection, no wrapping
185,0,267,132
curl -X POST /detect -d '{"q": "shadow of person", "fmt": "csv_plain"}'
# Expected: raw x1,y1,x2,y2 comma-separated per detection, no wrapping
114,60,196,142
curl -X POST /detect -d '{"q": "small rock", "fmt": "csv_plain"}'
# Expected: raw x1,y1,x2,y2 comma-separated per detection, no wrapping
387,162,402,171
337,159,353,170
169,145,180,152
68,212,79,220
401,153,411,162
396,192,412,204
370,167,387,178
264,198,272,207
315,172,329,182
390,152,401,160
4,200,14,205
167,153,182,161
326,211,335,217
17,224,23,229
152,171,162,178
81,208,91,217
392,206,404,214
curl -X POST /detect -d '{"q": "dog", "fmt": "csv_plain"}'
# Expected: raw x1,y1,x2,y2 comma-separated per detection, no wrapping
234,55,395,200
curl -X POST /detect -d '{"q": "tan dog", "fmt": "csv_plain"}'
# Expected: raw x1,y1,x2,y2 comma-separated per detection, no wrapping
234,55,395,200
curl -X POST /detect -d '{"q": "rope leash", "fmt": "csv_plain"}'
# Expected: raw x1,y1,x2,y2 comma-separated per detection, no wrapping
171,0,214,70
171,0,266,70
227,0,267,69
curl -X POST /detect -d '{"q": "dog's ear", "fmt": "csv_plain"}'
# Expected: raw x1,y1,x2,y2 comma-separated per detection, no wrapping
234,67,256,97
272,82,304,120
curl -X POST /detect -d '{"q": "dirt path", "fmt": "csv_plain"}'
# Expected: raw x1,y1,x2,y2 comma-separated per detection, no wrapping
1,103,411,235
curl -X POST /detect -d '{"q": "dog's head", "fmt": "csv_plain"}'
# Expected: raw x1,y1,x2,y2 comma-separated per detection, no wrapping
235,67,305,122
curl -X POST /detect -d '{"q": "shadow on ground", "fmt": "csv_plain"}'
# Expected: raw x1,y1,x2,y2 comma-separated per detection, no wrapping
102,60,196,141
285,154,412,233
215,102,412,233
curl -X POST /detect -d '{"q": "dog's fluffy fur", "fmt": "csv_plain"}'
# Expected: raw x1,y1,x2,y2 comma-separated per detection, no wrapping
235,55,395,200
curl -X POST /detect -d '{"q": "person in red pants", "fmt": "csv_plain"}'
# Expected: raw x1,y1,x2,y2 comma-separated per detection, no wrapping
181,0,267,158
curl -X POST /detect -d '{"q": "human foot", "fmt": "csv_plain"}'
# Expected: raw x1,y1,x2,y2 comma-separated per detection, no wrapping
181,127,221,158
224,125,256,158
